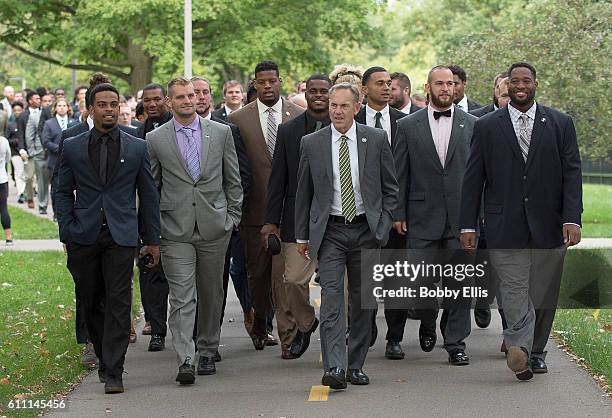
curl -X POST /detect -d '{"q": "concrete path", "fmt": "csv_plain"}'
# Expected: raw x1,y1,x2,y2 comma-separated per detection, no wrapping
47,285,609,417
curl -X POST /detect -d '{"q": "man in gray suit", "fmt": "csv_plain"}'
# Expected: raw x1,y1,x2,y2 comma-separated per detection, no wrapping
146,77,242,385
392,66,477,365
295,82,398,389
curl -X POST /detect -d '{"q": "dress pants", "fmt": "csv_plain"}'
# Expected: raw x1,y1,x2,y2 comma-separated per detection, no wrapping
318,220,377,371
33,156,50,209
283,242,317,333
220,228,252,323
10,156,26,196
22,158,35,201
240,225,296,346
137,255,168,336
490,245,566,359
162,226,231,365
66,228,134,377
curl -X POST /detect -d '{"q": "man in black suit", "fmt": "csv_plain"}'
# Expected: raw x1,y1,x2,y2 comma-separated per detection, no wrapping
261,74,331,359
470,72,509,118
392,66,476,365
56,83,161,393
137,83,173,139
449,64,481,112
460,62,582,380
211,80,244,121
389,72,421,115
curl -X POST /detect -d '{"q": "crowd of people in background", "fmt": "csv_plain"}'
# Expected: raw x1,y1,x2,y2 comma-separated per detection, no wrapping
0,59,582,394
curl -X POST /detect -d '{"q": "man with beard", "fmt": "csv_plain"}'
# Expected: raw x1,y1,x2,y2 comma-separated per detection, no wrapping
471,72,509,117
191,76,253,355
460,62,582,380
389,72,421,115
56,83,160,393
146,77,242,384
228,61,303,351
261,74,331,359
392,66,476,365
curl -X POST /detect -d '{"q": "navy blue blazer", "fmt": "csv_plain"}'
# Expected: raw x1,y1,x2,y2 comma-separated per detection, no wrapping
459,105,582,249
41,117,78,171
55,129,160,247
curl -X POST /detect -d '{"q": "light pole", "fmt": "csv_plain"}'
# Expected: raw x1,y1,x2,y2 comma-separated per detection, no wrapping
184,0,192,78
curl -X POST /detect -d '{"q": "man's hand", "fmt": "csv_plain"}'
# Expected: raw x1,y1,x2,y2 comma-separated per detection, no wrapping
140,245,161,267
260,223,280,249
460,232,477,251
297,243,310,260
394,221,407,235
19,149,28,161
563,224,581,247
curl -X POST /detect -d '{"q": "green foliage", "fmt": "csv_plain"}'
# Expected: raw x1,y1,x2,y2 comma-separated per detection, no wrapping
582,184,612,238
8,206,59,240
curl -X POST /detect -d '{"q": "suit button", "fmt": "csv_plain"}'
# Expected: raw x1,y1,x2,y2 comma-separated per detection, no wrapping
524,197,529,202
523,175,527,180
192,203,196,206
100,208,103,211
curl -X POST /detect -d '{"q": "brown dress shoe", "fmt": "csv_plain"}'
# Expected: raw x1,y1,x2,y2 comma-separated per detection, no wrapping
27,200,35,209
243,308,254,336
281,345,297,360
142,322,152,335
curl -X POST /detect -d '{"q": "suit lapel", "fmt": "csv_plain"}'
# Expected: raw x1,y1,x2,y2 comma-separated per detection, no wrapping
390,109,399,146
198,116,211,180
497,107,524,164
321,126,333,187
356,124,367,186
417,111,444,171
525,106,547,172
444,109,464,167
165,122,192,180
106,132,126,185
249,103,269,163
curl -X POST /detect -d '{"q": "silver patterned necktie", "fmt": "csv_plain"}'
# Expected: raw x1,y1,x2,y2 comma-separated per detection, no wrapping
183,127,201,180
518,114,531,162
266,108,277,158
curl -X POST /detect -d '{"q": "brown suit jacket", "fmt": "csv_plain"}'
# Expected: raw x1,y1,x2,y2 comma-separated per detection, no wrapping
228,98,303,226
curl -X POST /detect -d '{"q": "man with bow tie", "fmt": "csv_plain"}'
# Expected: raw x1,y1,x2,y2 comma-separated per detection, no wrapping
392,66,477,366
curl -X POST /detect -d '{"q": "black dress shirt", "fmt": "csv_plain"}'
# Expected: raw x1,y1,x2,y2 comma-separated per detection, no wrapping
304,111,330,135
89,126,120,184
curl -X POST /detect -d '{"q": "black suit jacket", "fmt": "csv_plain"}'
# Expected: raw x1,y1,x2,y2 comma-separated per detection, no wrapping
459,104,582,249
265,112,329,242
355,105,406,146
37,106,53,138
466,98,482,112
212,107,229,122
210,114,251,205
470,103,495,118
407,103,422,114
41,117,79,170
55,129,160,246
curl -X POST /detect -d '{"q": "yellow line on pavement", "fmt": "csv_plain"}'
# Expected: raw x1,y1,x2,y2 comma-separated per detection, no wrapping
308,385,329,401
315,298,321,308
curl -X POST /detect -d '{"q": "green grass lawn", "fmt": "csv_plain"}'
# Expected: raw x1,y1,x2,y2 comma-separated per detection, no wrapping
582,184,612,238
0,251,142,417
8,206,58,240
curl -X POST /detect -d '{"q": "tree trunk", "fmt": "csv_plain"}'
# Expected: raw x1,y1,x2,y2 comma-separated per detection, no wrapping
127,37,153,95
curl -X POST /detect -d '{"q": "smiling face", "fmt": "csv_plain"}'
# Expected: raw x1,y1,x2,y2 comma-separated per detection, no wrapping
426,68,455,110
224,84,243,109
305,79,330,115
142,87,167,118
167,83,196,120
90,90,119,130
508,66,537,111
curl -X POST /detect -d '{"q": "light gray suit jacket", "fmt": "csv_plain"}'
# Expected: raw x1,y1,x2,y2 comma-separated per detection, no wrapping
146,116,242,242
295,123,399,256
393,106,476,240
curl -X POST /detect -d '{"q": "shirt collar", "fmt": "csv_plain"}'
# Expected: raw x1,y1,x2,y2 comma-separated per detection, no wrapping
427,103,454,119
86,115,94,130
365,104,389,119
331,120,357,143
508,101,537,122
456,95,468,111
399,101,412,113
225,104,239,115
257,98,283,116
56,114,67,121
91,125,120,143
172,115,199,132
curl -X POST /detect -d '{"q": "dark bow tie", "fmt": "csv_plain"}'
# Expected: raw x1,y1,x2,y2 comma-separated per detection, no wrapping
433,109,452,120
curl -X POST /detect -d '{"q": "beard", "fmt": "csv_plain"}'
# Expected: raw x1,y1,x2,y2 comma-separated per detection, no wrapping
509,89,536,106
430,92,453,109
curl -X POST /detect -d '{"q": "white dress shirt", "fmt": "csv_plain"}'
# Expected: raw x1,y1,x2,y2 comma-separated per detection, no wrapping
399,101,412,114
224,104,240,116
203,112,211,120
330,121,364,216
365,104,391,144
56,114,68,130
426,104,454,167
456,95,469,111
86,115,94,130
256,98,282,139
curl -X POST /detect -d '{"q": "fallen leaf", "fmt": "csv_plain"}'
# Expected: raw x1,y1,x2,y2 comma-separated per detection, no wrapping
602,323,612,331
0,377,9,385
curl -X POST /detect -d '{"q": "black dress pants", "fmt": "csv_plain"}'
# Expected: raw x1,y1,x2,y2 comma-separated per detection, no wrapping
66,228,134,377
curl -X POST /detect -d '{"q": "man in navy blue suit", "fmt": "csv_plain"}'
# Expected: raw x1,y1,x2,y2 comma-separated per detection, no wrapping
56,83,161,394
460,62,582,380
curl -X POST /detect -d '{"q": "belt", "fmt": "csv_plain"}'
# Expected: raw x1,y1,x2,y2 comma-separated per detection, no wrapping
328,214,367,224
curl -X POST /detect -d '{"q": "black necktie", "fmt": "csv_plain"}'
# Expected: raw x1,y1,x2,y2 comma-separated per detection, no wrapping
433,109,452,120
314,120,323,132
99,136,108,184
374,112,383,129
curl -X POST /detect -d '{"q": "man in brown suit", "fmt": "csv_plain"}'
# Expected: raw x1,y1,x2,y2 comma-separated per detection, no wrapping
228,61,304,355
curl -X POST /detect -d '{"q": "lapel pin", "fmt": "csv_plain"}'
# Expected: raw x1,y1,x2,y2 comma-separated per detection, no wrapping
361,137,367,143
541,117,546,123
285,111,290,116
120,158,125,163
459,124,464,128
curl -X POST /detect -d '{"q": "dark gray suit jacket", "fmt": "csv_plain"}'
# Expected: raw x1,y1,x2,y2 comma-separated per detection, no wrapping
393,107,477,240
470,103,495,118
295,123,398,256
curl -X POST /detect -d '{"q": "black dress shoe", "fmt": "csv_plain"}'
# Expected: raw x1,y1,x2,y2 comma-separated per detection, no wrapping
197,356,216,375
213,350,222,362
385,341,405,360
419,325,437,352
148,334,165,352
252,336,266,350
104,375,124,394
290,318,319,358
448,350,470,366
321,367,346,390
474,307,492,328
530,357,548,374
98,368,107,383
176,360,196,385
348,369,370,385
39,207,47,215
265,333,279,346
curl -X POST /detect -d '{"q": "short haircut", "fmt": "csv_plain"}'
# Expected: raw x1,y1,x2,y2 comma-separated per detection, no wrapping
51,97,73,117
254,61,279,78
135,101,145,117
305,74,332,87
390,72,411,92
88,83,119,106
143,83,166,97
190,76,211,92
448,64,467,83
427,65,451,83
508,62,537,80
54,87,65,95
493,71,509,88
11,101,24,109
26,91,39,104
167,76,192,97
412,93,426,101
362,66,387,85
222,80,242,95
329,64,363,86
86,73,112,107
35,87,47,97
329,82,360,104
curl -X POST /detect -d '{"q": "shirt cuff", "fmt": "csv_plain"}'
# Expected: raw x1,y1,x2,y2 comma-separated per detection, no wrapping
460,229,476,233
563,223,581,228
296,239,308,244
